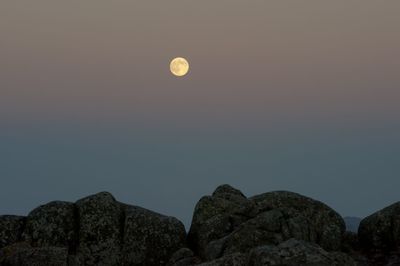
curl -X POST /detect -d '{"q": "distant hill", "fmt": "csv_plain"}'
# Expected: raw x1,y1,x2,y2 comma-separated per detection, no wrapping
344,216,362,233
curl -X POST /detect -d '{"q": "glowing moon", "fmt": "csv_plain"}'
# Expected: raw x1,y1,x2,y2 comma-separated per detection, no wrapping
170,57,189,77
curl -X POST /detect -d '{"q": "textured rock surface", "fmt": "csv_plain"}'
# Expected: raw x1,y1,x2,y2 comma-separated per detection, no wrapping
122,205,186,265
23,201,76,248
250,191,345,251
0,242,68,266
358,201,400,252
187,185,258,259
0,215,25,249
1,185,400,265
188,185,345,261
248,239,356,266
75,192,123,265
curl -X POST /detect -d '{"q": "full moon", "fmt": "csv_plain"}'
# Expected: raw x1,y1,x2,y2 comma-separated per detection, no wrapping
170,57,189,77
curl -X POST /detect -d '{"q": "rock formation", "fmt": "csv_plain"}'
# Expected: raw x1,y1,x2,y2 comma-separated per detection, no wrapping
0,184,399,265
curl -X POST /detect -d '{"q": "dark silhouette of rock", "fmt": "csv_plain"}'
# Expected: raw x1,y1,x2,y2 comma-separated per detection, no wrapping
1,185,400,265
0,215,25,249
22,201,77,248
358,202,400,265
122,205,186,265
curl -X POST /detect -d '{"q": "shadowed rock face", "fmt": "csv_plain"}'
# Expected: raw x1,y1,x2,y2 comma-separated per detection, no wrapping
358,202,400,265
1,184,400,265
358,202,400,251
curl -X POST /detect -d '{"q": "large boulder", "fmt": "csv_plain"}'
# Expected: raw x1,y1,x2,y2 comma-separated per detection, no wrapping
75,192,123,265
187,185,258,259
22,201,77,248
122,205,186,266
358,202,400,252
250,191,345,251
0,242,68,266
248,239,356,266
188,185,345,261
0,215,25,249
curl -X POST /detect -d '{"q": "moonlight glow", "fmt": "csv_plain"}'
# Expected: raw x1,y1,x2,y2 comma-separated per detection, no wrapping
170,57,189,77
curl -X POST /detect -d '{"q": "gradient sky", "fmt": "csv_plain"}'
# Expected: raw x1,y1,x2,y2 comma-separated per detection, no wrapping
1,1,399,227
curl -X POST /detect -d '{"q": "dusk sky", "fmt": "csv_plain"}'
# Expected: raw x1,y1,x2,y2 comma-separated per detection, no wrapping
1,1,399,226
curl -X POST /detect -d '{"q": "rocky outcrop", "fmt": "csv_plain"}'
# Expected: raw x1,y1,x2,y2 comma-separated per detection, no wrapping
188,185,345,261
1,184,400,265
0,192,186,266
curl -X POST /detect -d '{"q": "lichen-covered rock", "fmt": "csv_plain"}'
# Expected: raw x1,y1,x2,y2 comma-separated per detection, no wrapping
0,215,25,249
76,192,122,265
122,205,186,266
250,191,345,251
189,186,345,261
188,185,258,259
22,201,76,248
0,242,68,266
358,202,400,252
248,239,356,266
208,209,290,259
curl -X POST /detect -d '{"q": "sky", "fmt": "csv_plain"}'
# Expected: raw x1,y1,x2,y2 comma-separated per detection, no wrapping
1,1,399,227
